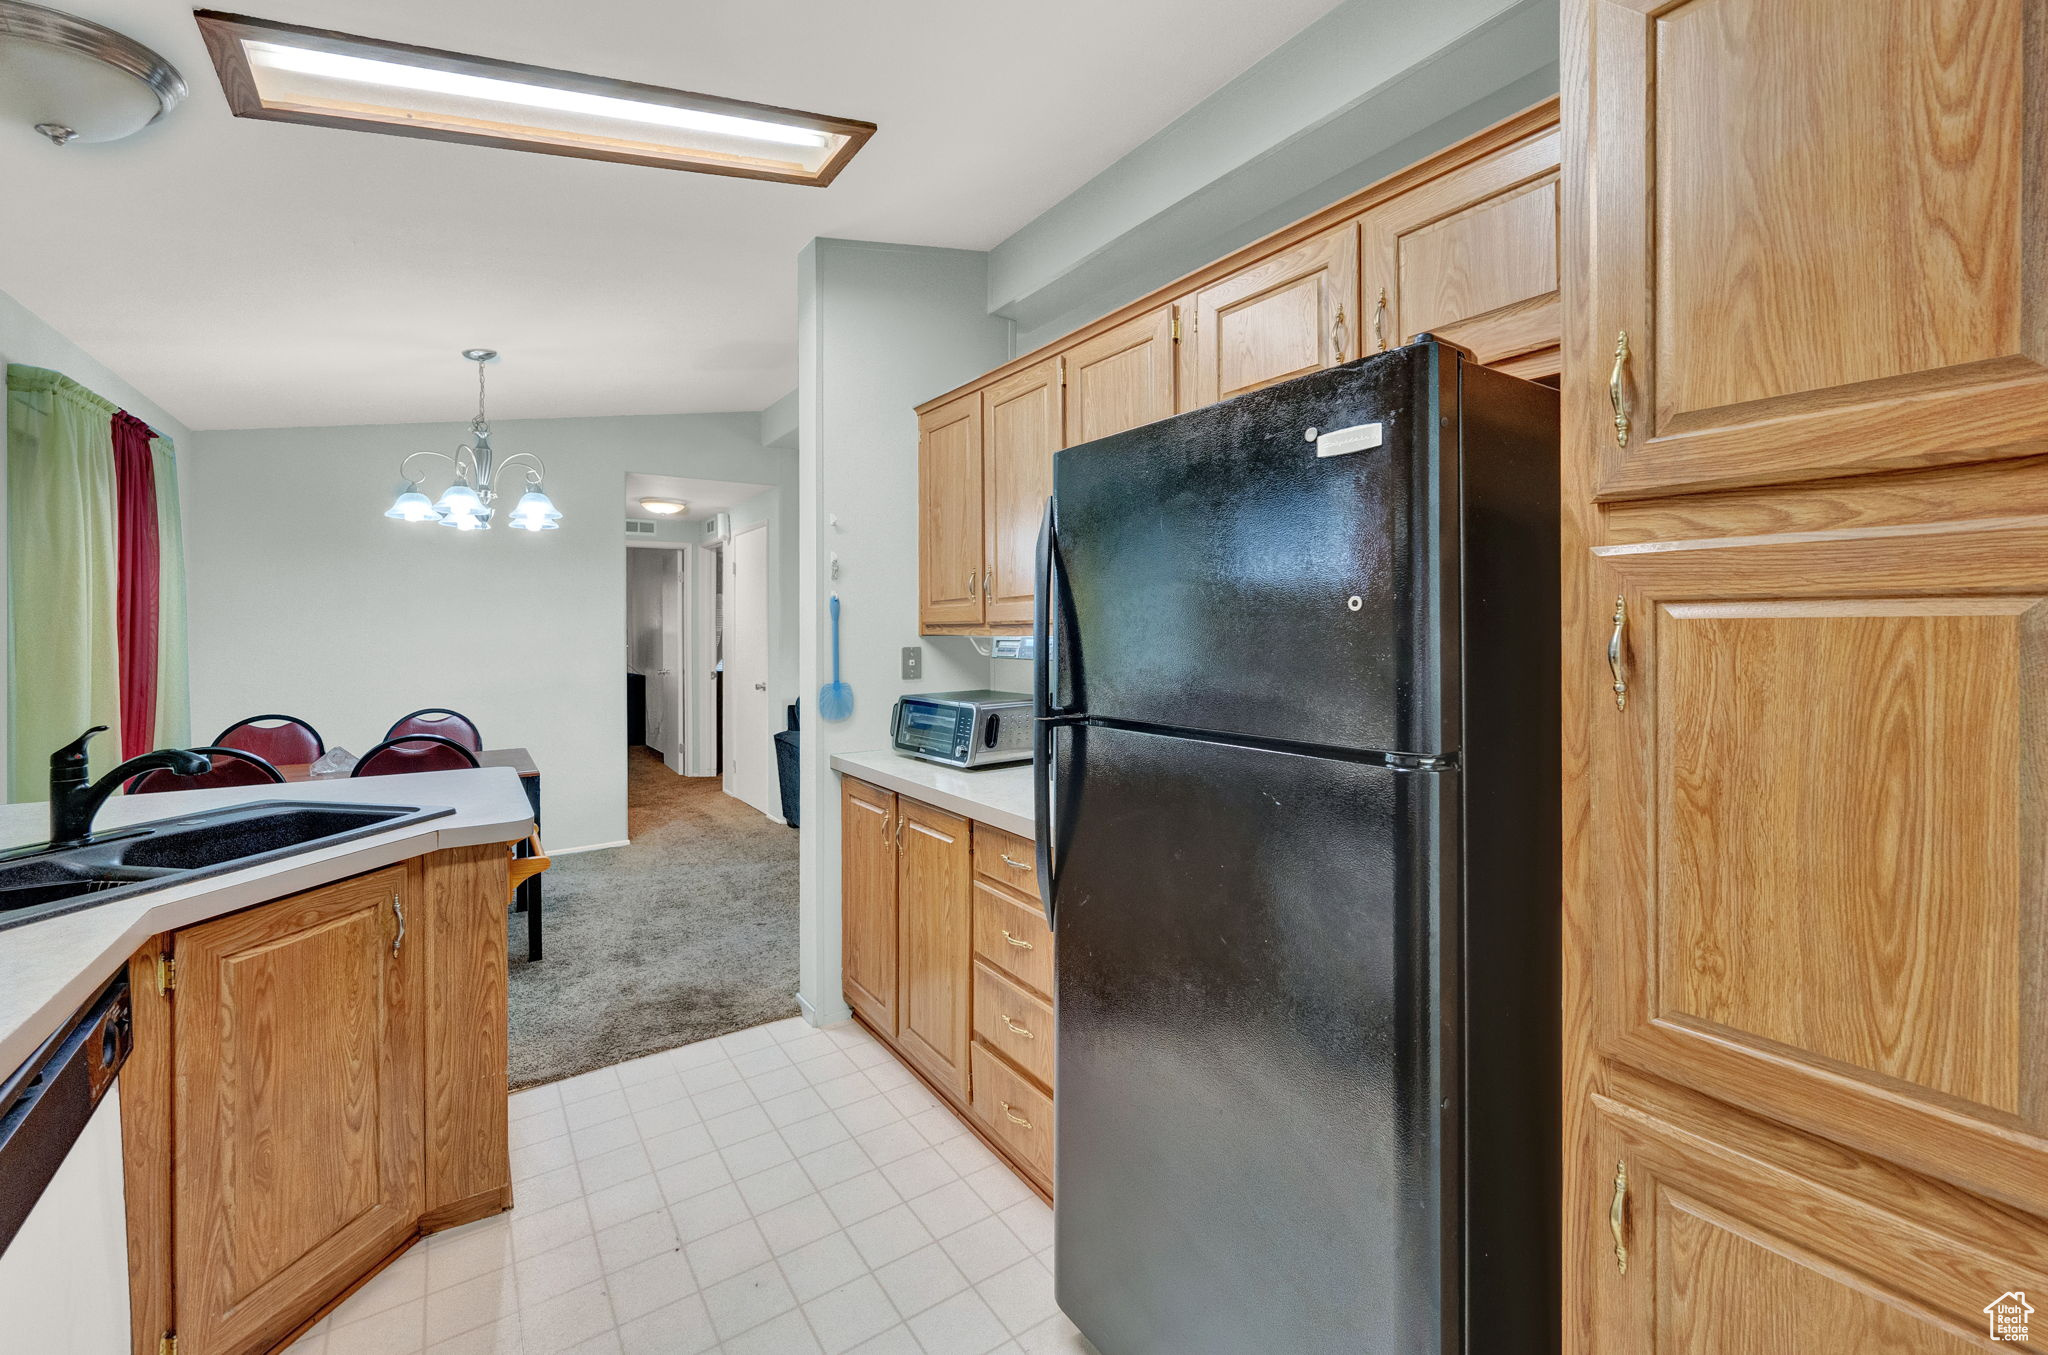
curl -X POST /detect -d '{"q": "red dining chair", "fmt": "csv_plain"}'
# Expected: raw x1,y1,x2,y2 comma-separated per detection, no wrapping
352,735,481,777
127,747,286,794
213,714,325,766
384,708,483,751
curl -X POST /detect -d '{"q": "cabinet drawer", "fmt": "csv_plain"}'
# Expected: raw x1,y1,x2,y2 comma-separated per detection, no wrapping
972,879,1053,997
972,960,1053,1089
971,1043,1053,1185
972,824,1038,891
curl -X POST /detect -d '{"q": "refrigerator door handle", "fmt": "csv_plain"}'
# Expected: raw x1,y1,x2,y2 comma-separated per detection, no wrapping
1033,496,1060,930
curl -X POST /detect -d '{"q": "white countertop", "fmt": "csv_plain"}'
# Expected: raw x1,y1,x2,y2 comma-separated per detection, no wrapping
830,749,1035,839
0,768,535,1075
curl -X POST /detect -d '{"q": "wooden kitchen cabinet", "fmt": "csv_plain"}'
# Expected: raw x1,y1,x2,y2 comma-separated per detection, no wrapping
894,796,973,1097
170,866,422,1355
1184,220,1359,407
840,777,1055,1197
1063,304,1178,444
981,357,1063,628
1561,1,2048,1350
122,846,516,1355
1590,1083,2048,1355
918,392,985,629
1591,518,2048,1220
1587,0,2048,501
841,776,900,1034
1357,127,1559,377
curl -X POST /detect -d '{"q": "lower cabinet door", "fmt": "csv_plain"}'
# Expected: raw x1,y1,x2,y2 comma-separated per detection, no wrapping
895,798,972,1097
172,867,422,1355
841,777,900,1034
1592,1088,2048,1354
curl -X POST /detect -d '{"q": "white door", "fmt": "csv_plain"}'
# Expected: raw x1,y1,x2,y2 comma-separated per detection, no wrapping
725,523,776,819
657,550,684,772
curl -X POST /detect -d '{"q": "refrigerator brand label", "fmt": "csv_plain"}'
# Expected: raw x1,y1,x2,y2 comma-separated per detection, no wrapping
1315,423,1383,458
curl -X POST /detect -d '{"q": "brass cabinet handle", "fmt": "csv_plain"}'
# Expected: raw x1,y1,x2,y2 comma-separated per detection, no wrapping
1000,929,1035,951
1372,288,1388,352
1610,330,1632,448
1610,1159,1629,1275
391,894,405,958
999,853,1030,871
880,811,891,843
984,570,992,601
1608,595,1628,712
896,814,906,846
1001,1102,1034,1129
1331,303,1348,361
1001,1014,1035,1039
967,570,978,599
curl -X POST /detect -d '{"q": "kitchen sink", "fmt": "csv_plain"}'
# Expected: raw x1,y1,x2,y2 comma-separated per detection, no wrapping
0,801,453,932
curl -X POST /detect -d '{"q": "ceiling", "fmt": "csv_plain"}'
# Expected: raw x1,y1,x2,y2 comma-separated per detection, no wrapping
0,0,1341,430
623,471,764,526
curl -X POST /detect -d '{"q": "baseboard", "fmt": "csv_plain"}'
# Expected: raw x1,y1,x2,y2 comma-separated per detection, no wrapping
798,991,853,1028
550,839,631,857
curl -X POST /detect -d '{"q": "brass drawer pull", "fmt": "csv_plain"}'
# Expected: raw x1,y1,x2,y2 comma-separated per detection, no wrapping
1610,1159,1629,1275
1001,1014,1035,1039
1001,1102,1034,1130
1607,595,1628,712
1610,330,1632,448
1000,929,1034,950
999,853,1030,871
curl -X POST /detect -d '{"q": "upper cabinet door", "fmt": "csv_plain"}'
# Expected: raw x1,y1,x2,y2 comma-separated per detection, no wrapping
1590,517,2048,1220
1064,305,1177,445
1591,0,2048,500
1358,129,1560,375
1188,222,1359,407
918,392,984,629
982,357,1062,628
173,868,422,1355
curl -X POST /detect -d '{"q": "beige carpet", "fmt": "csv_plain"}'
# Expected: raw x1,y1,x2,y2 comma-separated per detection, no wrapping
507,749,799,1089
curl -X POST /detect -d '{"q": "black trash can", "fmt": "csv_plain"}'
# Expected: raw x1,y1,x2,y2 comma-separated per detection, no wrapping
774,714,801,828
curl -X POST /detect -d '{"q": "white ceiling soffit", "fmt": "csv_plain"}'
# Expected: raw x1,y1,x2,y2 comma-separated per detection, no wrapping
988,0,1561,342
0,0,1343,430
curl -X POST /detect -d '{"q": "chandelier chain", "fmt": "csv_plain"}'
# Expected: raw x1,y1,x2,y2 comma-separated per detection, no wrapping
474,356,488,429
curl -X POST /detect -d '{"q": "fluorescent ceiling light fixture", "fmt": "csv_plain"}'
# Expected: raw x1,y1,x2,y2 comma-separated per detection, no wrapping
193,11,875,185
638,497,688,516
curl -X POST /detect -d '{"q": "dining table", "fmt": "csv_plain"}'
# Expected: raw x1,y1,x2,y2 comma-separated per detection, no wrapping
275,746,545,961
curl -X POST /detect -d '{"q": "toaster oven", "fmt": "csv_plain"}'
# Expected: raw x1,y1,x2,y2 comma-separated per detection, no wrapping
890,690,1032,769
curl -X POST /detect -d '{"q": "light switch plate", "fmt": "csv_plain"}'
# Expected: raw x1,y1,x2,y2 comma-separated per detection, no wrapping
901,646,922,679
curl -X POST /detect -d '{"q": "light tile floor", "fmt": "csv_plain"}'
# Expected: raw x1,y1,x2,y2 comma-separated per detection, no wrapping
292,1017,1099,1355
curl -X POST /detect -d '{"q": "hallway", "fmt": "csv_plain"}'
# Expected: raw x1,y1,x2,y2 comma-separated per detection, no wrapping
509,750,800,1089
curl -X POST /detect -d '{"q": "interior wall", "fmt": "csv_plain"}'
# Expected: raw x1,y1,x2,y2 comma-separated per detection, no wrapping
796,240,1012,1025
182,413,795,851
0,288,194,795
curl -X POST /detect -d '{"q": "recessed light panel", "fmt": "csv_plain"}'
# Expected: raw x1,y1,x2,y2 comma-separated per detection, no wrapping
193,11,874,185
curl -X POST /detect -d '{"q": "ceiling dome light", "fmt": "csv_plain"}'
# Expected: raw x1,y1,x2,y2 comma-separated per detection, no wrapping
638,497,688,516
0,1,185,146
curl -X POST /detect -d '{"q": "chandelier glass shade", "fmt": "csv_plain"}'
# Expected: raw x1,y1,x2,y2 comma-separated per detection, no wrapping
386,349,562,532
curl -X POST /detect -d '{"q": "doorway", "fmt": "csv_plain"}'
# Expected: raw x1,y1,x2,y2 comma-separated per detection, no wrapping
626,545,686,771
723,520,778,820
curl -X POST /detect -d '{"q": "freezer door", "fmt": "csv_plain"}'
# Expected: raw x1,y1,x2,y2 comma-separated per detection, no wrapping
1051,345,1456,756
1052,722,1455,1355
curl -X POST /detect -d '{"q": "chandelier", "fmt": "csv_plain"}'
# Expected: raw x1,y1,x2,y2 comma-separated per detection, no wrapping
385,349,562,532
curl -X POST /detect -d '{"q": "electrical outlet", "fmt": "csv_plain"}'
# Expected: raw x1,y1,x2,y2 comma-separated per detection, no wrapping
901,646,922,679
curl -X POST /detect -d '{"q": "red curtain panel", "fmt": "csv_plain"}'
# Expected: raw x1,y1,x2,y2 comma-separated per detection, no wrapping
111,410,161,759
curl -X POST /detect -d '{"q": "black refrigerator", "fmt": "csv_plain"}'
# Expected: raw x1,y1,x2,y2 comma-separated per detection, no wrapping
1031,338,1559,1355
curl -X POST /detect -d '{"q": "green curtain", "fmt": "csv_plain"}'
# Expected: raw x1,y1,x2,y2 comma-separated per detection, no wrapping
7,364,121,801
150,436,189,750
